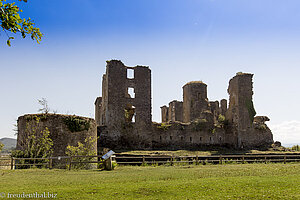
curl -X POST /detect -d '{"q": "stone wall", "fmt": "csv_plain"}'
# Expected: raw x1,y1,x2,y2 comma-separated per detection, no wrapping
17,114,97,157
226,73,273,148
95,60,152,146
168,100,183,122
95,97,102,126
152,122,225,149
183,81,210,123
160,106,169,123
220,99,228,116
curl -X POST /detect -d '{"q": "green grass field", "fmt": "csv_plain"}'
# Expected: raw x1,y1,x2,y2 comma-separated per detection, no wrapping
0,163,299,199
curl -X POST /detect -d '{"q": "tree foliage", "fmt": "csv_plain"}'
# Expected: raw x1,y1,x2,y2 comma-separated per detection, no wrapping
0,0,42,46
65,136,97,169
0,142,4,152
11,116,53,168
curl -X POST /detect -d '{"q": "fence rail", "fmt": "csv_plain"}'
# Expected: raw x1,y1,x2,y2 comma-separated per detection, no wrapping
0,154,300,170
115,154,300,165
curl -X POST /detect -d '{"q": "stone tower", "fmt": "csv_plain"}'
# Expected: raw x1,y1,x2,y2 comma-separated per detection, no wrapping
226,72,255,147
95,60,152,144
183,81,210,123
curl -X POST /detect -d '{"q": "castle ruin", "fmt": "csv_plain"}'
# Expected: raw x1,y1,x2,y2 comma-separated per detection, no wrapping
96,60,273,150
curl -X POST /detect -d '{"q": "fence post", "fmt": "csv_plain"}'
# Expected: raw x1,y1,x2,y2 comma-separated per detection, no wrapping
284,156,286,164
196,155,199,165
11,157,14,170
219,155,223,165
49,158,53,169
242,156,245,164
142,156,145,165
264,156,267,164
68,156,73,170
171,156,174,166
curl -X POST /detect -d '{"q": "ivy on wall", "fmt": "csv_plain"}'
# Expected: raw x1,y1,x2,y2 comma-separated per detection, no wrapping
64,116,90,132
245,99,256,123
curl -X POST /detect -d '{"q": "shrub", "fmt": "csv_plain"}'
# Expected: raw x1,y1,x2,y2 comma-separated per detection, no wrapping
64,116,90,132
11,116,53,169
0,142,4,152
157,123,171,131
291,145,300,151
112,161,118,169
65,136,97,169
218,114,226,123
255,124,267,131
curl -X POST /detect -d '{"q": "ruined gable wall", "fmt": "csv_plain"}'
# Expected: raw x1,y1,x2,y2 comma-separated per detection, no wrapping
168,101,183,122
226,73,273,148
97,61,152,148
220,99,228,116
161,106,169,123
209,101,220,123
227,73,254,129
134,66,152,129
106,60,127,130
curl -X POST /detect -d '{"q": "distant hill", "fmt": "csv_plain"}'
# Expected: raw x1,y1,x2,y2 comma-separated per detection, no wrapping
0,138,17,150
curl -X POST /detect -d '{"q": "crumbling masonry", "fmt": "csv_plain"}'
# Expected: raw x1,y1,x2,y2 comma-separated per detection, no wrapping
96,60,273,150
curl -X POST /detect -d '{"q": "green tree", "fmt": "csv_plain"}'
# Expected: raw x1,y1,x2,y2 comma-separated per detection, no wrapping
0,142,4,152
0,0,42,46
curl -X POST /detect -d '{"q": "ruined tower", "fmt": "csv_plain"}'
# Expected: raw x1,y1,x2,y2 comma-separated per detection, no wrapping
95,60,152,145
226,73,254,131
183,81,210,123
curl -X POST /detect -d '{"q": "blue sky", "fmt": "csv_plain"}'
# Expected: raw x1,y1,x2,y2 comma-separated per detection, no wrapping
1,0,300,146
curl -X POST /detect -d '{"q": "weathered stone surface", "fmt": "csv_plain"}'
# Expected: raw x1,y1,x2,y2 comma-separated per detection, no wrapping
160,106,169,123
96,61,273,150
96,60,152,148
183,81,210,123
220,99,227,116
17,114,97,157
168,100,183,122
226,73,273,148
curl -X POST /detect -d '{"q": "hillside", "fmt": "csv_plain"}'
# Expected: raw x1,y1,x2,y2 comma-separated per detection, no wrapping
0,138,17,150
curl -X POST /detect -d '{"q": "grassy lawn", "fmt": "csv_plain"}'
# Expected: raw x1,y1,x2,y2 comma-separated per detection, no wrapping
0,163,299,199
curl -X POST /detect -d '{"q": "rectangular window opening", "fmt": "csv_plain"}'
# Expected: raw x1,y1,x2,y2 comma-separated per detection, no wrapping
127,68,134,79
127,87,135,98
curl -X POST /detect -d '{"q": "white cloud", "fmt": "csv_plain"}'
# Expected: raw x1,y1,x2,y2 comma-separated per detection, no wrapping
268,121,300,146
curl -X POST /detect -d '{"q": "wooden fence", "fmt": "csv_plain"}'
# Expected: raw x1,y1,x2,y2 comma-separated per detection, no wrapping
115,154,300,165
0,154,300,170
0,155,107,170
